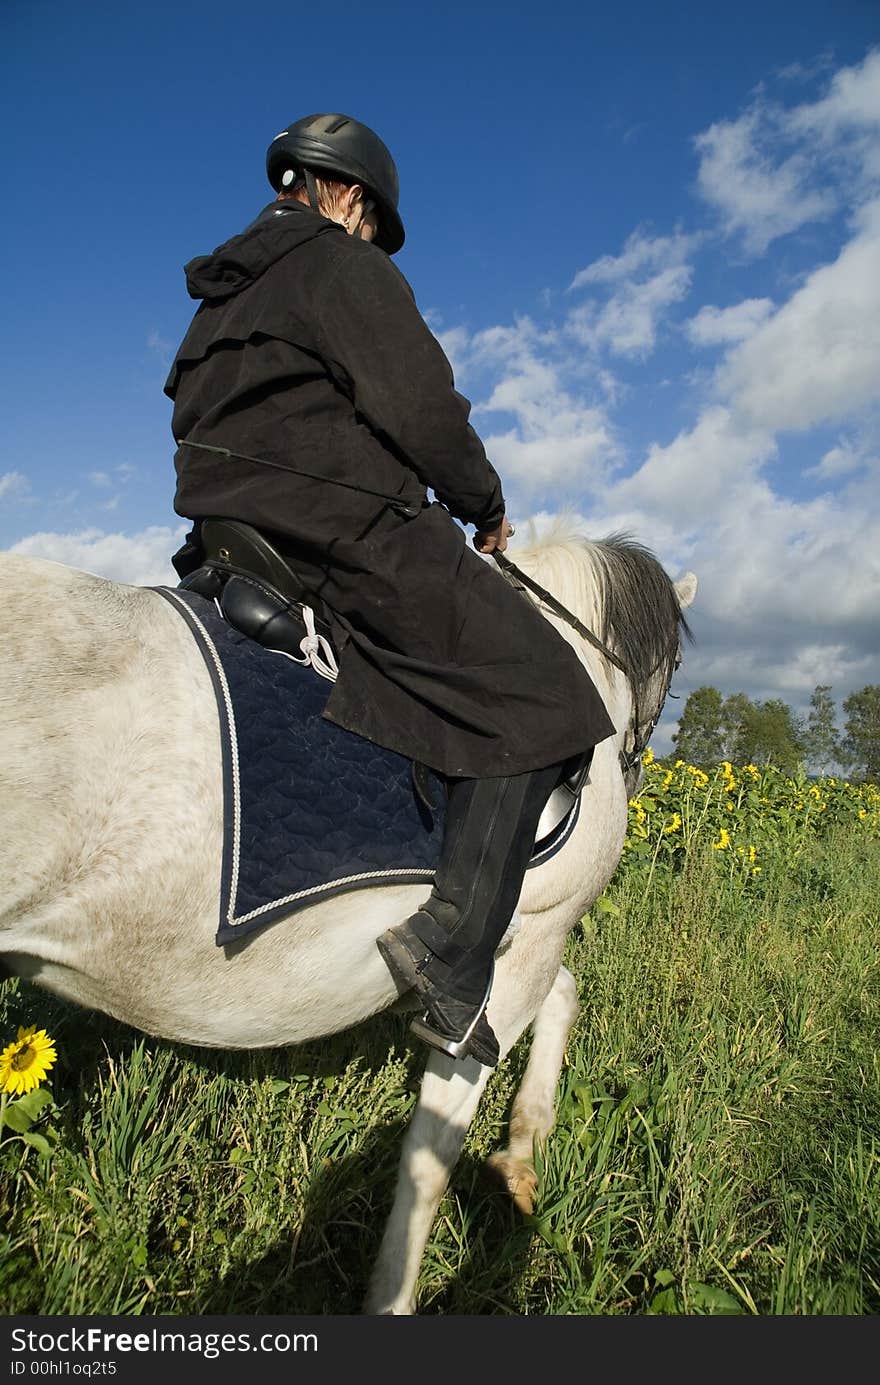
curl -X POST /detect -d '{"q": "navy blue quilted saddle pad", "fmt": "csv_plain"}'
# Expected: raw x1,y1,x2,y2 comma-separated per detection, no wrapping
155,587,448,946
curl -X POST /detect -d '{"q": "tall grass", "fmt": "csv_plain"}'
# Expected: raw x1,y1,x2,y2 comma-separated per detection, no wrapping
2,817,879,1315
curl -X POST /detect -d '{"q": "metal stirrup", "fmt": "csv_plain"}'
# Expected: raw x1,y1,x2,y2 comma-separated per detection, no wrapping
408,963,495,1060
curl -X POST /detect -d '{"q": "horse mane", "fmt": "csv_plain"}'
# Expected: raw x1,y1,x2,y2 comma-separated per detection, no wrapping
508,515,693,695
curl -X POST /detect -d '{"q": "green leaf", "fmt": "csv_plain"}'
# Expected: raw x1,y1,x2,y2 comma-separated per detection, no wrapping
653,1268,676,1287
628,840,652,856
14,1087,54,1120
688,1282,744,1314
212,1229,227,1246
21,1131,53,1157
228,1147,251,1166
2,1103,35,1133
269,1079,290,1095
647,1287,680,1314
595,896,620,916
130,1244,148,1269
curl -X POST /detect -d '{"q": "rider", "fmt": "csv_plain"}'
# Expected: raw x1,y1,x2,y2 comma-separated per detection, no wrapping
165,113,616,1067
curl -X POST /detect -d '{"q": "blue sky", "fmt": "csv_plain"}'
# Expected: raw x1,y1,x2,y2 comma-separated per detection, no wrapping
3,0,879,751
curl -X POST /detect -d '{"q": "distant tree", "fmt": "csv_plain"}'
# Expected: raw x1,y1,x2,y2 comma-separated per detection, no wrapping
672,686,725,766
840,685,880,783
803,684,840,775
747,699,804,774
720,692,752,762
722,692,803,773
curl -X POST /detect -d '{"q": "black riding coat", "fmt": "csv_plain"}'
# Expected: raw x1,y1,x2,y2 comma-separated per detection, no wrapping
165,202,615,777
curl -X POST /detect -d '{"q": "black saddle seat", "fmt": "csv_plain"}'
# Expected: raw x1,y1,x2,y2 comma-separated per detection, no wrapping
178,518,336,660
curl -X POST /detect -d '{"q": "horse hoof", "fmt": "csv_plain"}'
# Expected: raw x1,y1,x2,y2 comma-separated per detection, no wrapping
484,1153,537,1216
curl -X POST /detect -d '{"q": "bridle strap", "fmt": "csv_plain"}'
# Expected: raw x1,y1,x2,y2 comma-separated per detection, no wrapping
492,551,628,676
492,549,673,777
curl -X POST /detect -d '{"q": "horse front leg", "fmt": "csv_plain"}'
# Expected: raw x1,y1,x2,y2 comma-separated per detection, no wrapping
485,963,579,1215
363,1052,491,1315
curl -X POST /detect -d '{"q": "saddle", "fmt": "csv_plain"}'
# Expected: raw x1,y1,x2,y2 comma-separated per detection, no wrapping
178,518,337,668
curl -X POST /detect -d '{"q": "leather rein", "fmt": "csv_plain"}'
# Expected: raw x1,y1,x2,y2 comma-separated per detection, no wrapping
491,550,677,780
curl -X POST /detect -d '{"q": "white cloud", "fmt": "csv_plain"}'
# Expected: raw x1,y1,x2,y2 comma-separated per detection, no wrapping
785,47,880,187
694,50,880,254
685,297,775,346
770,642,878,695
719,198,880,432
9,525,187,586
147,330,174,369
481,419,616,495
480,352,560,420
806,441,869,481
433,325,472,385
694,107,833,254
438,317,621,495
593,434,880,747
684,487,880,634
569,229,696,289
568,264,693,358
567,230,696,359
605,405,776,523
88,470,112,487
0,471,30,501
467,317,557,367
583,196,880,728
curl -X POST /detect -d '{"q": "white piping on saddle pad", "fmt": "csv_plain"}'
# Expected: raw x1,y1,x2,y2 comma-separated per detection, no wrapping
214,598,339,683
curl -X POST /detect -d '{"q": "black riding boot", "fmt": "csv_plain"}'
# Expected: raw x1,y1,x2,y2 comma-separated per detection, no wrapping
376,760,566,1067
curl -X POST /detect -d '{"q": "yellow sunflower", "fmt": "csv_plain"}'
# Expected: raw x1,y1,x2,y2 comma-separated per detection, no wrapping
0,1027,57,1096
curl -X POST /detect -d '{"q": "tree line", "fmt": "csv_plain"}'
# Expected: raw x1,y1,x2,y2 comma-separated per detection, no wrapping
670,684,880,781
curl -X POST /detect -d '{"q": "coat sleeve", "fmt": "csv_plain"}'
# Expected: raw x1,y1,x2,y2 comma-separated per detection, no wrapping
313,246,506,530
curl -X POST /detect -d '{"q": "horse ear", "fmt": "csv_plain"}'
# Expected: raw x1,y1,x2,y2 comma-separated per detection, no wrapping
674,571,698,609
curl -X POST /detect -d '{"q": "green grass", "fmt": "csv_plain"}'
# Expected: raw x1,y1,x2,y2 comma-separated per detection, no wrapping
2,823,879,1315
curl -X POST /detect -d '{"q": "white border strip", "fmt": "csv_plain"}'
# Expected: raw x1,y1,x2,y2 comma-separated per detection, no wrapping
163,589,243,923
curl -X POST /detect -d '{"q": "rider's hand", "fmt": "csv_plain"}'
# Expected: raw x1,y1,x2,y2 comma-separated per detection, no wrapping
473,515,513,554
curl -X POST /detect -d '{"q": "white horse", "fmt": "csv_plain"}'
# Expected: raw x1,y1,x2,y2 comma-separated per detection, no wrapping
0,523,695,1314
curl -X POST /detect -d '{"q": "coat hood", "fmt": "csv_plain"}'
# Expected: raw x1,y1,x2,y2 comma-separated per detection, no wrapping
183,202,345,302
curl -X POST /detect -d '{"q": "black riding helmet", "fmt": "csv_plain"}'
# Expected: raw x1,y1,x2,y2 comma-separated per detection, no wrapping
266,113,405,255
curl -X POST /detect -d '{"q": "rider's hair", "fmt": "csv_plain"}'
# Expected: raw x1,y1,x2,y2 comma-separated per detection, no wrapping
277,172,361,219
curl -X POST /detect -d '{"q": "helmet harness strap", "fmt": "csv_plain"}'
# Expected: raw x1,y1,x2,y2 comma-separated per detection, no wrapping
303,168,321,215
